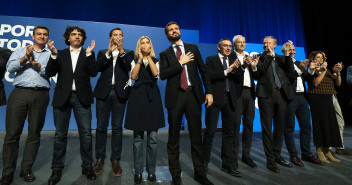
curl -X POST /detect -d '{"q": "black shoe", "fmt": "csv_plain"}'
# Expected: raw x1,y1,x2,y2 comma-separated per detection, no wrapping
267,161,280,173
134,174,142,184
82,166,96,180
242,157,257,168
148,174,156,182
194,173,214,185
275,156,293,168
221,166,242,177
48,169,62,185
172,175,182,185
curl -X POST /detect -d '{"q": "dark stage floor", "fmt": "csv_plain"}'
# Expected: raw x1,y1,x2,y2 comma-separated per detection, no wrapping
1,127,352,185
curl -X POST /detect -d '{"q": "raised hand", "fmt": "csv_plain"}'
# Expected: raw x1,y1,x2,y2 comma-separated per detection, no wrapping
179,52,194,65
283,40,294,56
25,44,34,60
47,40,58,55
107,37,118,54
86,40,95,55
299,59,309,71
251,55,260,70
242,56,252,69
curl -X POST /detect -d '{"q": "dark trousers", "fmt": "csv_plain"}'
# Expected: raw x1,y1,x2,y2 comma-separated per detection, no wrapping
2,88,49,175
203,94,234,168
233,88,255,166
284,93,312,157
167,90,205,178
51,93,93,169
95,89,126,162
258,90,287,162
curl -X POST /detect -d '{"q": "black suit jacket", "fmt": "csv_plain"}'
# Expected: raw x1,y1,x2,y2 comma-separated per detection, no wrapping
255,52,294,100
228,52,256,100
46,48,98,107
0,47,12,105
93,49,134,101
159,43,212,109
205,54,242,107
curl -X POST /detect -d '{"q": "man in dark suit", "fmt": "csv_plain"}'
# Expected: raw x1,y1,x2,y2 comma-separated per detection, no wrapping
0,47,11,106
92,28,134,176
256,36,294,173
282,42,324,167
228,35,258,169
202,38,242,177
46,26,98,185
159,21,214,185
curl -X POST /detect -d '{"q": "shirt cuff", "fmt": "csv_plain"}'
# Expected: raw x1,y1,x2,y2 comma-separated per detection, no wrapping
224,70,227,76
51,54,57,59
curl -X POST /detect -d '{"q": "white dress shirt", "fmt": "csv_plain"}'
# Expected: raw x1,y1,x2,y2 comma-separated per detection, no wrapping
235,51,251,87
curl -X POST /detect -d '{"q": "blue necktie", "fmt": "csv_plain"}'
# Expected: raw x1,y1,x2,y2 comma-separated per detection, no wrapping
223,57,229,91
272,58,281,88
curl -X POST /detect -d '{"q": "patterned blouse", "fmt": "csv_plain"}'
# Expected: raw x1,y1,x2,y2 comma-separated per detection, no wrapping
308,69,337,95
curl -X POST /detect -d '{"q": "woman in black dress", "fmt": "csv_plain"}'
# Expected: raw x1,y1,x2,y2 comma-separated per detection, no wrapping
306,51,342,163
124,36,165,184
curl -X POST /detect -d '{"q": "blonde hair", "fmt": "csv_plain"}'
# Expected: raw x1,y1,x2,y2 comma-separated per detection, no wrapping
134,36,156,59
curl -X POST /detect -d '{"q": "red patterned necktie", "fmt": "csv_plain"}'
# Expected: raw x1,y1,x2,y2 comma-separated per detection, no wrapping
176,45,188,90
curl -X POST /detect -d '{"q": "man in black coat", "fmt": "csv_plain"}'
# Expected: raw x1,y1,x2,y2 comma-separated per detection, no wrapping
159,21,213,185
46,26,98,185
203,38,242,177
255,36,295,173
282,42,324,167
92,28,134,176
0,47,11,106
228,35,258,169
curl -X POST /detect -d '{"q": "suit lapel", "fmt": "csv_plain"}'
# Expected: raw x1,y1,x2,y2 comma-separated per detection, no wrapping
75,49,86,74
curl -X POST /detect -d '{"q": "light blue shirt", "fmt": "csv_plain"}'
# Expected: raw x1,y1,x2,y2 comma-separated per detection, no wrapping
7,46,51,88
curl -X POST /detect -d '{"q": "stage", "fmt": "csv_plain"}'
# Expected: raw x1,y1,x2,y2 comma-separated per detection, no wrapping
0,127,352,185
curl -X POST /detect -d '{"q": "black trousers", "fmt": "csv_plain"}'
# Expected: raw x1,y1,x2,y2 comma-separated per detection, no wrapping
258,90,287,162
233,88,255,167
2,88,49,175
167,89,205,177
203,93,234,168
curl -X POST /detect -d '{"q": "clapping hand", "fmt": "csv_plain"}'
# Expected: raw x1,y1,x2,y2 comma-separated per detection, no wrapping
47,40,58,55
86,40,95,55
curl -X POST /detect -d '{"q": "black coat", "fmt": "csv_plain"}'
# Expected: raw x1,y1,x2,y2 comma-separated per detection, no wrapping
46,48,98,107
159,43,212,109
0,47,11,105
93,49,134,101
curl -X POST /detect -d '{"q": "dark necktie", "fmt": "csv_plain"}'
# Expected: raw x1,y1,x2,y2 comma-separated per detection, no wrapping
272,58,282,88
176,45,188,90
223,57,229,91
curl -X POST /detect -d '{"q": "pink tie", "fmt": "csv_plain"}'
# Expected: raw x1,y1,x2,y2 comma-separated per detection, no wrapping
176,45,188,90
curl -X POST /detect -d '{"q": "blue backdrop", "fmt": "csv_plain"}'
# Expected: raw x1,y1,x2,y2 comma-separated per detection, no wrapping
0,15,306,132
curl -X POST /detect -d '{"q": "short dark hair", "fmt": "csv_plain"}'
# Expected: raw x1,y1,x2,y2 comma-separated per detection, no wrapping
217,38,231,48
164,21,179,35
63,26,87,46
109,28,122,38
33,26,49,36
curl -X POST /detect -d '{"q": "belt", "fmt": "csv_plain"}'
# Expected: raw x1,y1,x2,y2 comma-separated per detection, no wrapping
15,86,49,91
243,86,251,89
111,85,115,89
296,92,304,95
71,91,77,94
181,86,192,92
224,91,230,95
274,87,281,91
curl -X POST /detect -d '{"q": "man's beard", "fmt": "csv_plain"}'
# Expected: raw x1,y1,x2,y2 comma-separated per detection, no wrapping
168,34,181,42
